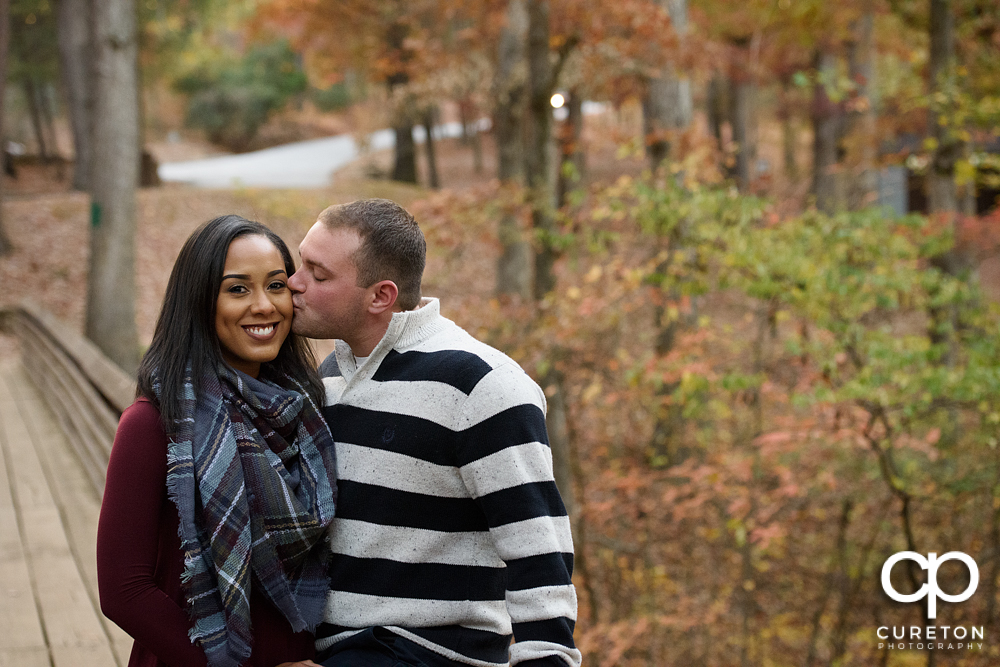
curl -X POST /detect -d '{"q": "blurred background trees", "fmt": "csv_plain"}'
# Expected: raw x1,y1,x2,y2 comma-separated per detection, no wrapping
2,0,1000,663
0,0,9,255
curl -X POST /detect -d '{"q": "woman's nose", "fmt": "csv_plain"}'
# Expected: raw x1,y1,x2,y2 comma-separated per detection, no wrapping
250,290,277,314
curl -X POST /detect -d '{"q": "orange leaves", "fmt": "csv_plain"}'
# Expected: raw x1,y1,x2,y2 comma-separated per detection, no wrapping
577,616,652,667
255,0,466,86
749,523,787,549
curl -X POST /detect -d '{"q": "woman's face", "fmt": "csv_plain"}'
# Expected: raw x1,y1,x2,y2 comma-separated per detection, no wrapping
215,234,293,378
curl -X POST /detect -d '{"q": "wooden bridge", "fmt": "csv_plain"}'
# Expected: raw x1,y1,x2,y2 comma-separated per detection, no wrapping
0,303,136,666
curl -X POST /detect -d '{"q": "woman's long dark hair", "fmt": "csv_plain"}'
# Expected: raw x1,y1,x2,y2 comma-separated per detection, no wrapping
136,215,323,433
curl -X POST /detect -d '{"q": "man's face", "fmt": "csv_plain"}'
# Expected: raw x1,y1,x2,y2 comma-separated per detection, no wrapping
288,223,370,343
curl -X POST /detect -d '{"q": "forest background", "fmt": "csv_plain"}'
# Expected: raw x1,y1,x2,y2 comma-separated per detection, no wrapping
0,0,999,666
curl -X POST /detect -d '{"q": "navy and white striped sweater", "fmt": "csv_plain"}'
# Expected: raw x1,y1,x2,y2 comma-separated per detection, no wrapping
316,298,580,667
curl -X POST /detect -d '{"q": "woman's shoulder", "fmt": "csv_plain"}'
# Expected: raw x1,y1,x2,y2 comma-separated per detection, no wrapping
117,397,166,437
109,398,170,466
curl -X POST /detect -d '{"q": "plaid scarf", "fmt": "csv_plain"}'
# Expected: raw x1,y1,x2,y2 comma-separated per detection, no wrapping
158,362,337,667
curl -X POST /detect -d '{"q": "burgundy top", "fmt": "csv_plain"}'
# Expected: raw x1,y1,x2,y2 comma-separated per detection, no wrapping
97,399,316,667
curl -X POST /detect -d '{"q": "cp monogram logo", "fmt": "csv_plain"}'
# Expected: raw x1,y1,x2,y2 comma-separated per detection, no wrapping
881,551,979,619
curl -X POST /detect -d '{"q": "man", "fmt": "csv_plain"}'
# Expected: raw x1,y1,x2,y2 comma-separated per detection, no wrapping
287,198,580,667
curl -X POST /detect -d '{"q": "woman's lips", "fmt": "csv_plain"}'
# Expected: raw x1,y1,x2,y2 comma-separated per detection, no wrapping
243,323,278,341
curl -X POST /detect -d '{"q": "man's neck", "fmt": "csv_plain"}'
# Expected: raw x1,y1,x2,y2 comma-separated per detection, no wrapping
347,320,392,358
348,301,426,357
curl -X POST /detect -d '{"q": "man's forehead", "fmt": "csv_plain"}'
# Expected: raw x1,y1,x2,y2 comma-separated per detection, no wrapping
298,220,325,254
302,224,360,249
298,222,361,269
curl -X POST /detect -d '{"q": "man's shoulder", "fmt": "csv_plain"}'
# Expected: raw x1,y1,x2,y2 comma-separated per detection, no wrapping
396,318,535,393
421,314,520,366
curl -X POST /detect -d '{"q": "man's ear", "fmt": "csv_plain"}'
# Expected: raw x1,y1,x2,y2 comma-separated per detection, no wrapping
368,280,399,315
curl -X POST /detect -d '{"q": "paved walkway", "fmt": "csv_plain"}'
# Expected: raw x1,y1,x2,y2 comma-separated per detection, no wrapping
0,357,131,667
157,121,472,189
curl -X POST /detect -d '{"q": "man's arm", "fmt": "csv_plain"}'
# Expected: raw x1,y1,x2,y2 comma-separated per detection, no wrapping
457,362,582,667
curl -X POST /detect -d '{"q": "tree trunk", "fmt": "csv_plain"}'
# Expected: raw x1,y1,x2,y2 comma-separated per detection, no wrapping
556,89,583,207
737,511,757,667
55,0,92,188
525,0,575,525
422,108,440,189
805,500,853,667
645,2,695,463
39,83,63,180
493,0,532,298
459,99,471,145
649,238,693,467
392,122,418,184
847,11,877,209
928,0,959,218
387,21,417,185
925,0,963,414
459,96,484,174
642,76,669,169
812,48,841,213
471,121,483,175
24,78,50,162
642,0,691,170
0,0,11,256
526,0,558,300
86,0,140,373
707,72,726,152
779,82,797,180
729,38,755,191
544,369,575,517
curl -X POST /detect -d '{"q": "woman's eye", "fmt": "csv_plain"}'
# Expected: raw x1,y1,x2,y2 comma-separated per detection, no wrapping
227,284,249,294
269,280,287,290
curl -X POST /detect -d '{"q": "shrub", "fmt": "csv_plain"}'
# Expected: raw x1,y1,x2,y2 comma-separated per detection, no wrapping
175,40,307,152
311,82,352,112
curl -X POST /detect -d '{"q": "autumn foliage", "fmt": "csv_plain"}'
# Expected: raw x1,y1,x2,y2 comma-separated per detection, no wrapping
397,168,1000,665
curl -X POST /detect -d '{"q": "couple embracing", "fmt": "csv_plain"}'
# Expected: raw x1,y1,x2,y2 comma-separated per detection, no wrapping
96,199,581,667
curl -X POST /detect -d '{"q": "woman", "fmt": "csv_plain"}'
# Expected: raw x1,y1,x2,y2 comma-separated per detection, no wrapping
98,215,335,667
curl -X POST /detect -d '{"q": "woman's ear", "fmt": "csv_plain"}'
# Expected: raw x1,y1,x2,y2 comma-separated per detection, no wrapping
368,280,399,315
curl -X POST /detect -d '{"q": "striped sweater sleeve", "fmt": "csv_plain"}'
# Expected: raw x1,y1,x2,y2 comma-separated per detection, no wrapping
456,361,581,667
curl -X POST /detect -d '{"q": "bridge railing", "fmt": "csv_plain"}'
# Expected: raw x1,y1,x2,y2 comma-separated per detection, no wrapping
0,301,135,496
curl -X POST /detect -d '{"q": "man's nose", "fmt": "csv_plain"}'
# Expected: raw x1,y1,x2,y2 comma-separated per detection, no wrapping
288,270,304,294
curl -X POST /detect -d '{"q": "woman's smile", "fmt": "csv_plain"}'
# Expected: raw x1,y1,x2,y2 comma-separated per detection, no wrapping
243,323,278,339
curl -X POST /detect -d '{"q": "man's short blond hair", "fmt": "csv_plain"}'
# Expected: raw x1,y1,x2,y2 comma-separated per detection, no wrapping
317,198,426,311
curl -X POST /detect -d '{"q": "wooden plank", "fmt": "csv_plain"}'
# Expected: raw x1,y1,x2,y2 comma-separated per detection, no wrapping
18,364,133,665
0,648,51,667
51,646,124,667
19,332,110,496
17,302,135,412
0,361,117,667
0,507,46,653
0,367,48,661
19,317,120,439
0,363,51,666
